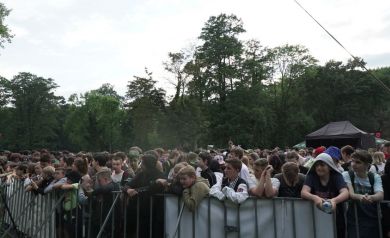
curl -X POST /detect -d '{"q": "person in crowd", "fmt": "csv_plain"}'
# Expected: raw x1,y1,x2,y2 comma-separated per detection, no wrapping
26,166,55,194
162,149,180,177
285,151,309,174
229,147,251,184
178,165,210,212
128,149,141,174
382,142,390,160
111,154,130,186
249,158,279,198
13,164,28,181
304,146,326,169
187,152,199,169
44,167,67,194
268,154,283,177
341,145,355,171
210,155,224,184
342,150,384,238
72,157,89,176
325,146,344,172
210,158,249,204
381,159,390,238
197,151,217,186
274,162,305,198
90,152,109,182
248,152,259,173
123,152,165,238
301,153,349,238
369,151,386,175
157,162,188,195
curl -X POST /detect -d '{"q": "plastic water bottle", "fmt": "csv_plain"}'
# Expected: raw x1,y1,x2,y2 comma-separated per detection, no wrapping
322,200,333,214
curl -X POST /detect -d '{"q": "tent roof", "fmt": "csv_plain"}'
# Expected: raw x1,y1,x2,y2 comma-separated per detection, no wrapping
306,121,367,139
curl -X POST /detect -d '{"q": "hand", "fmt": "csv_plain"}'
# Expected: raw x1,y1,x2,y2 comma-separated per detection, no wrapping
314,196,324,209
329,199,337,211
156,179,168,187
126,188,138,197
265,165,273,176
361,194,373,203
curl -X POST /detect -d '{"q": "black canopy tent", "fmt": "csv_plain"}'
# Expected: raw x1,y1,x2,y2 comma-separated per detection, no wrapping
305,121,376,149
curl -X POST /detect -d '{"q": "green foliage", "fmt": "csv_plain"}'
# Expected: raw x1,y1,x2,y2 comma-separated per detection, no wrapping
0,2,13,48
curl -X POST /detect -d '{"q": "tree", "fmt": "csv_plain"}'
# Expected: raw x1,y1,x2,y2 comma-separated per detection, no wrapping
195,13,245,103
3,72,63,149
0,3,13,48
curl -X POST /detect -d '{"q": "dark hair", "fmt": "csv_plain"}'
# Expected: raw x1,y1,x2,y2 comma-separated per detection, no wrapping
286,151,299,161
268,155,282,173
73,158,88,175
40,153,51,164
114,152,126,160
384,142,390,147
351,150,372,165
225,158,242,171
198,151,212,165
209,159,222,173
341,145,354,156
93,153,108,167
16,164,28,173
64,156,75,167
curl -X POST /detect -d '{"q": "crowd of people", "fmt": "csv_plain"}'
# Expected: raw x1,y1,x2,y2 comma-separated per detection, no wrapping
0,141,389,238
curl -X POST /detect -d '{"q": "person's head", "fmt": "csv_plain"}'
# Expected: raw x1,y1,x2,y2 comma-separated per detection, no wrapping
281,162,299,183
383,142,390,154
248,153,259,167
224,158,242,180
268,154,282,173
372,152,385,165
72,158,88,175
313,146,326,157
341,145,354,162
40,153,52,168
42,166,55,180
229,147,244,160
351,150,372,173
92,152,108,169
168,150,180,162
141,152,158,170
66,170,82,184
253,158,268,179
154,148,164,159
285,151,300,164
111,155,123,174
310,153,340,177
15,164,28,177
198,151,212,169
172,162,189,180
54,167,65,180
298,149,307,157
241,155,249,167
34,164,43,175
96,169,112,186
178,166,197,188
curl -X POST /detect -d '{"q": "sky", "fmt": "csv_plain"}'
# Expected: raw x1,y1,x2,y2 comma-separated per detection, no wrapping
1,0,390,99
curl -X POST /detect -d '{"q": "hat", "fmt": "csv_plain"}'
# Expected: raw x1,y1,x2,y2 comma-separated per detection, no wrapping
214,155,225,165
314,146,326,156
308,153,341,174
128,150,140,160
325,146,341,161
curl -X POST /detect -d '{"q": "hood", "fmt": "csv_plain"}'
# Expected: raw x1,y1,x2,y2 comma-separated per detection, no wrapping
308,153,341,174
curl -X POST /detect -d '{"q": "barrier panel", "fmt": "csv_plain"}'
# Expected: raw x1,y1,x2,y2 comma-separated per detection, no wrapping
164,196,336,238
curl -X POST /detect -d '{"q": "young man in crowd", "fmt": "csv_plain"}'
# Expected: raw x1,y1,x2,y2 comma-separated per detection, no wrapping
197,151,217,186
228,147,251,184
248,158,279,198
341,145,354,171
342,150,384,238
178,165,210,212
274,162,305,198
111,154,130,186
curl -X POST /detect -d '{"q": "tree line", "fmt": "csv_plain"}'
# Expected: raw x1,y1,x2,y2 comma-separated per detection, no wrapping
0,13,389,152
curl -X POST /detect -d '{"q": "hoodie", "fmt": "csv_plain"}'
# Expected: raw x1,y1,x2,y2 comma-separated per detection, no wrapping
182,177,210,212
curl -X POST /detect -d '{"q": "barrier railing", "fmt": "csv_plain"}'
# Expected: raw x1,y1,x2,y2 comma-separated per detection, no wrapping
0,180,389,238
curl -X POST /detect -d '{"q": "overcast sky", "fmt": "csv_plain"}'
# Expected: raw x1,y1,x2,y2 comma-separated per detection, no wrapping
1,0,390,99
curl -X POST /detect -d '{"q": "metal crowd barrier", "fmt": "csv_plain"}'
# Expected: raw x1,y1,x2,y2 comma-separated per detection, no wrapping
0,179,389,238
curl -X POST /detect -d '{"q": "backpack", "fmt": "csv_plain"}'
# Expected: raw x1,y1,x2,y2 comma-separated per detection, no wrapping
348,170,375,194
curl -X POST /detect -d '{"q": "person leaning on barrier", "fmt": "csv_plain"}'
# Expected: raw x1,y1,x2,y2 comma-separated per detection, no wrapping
209,158,249,204
274,162,305,198
301,153,349,238
342,150,384,238
248,158,279,198
26,166,55,194
178,165,210,212
382,159,390,238
156,162,188,195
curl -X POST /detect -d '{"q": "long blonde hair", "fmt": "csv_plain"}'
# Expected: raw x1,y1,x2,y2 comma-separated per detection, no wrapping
372,152,385,165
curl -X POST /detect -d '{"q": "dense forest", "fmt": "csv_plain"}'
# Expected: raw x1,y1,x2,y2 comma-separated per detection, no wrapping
1,11,390,151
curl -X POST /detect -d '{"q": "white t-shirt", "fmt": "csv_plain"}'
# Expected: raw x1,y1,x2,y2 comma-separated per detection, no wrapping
369,163,385,175
247,174,280,190
111,171,124,183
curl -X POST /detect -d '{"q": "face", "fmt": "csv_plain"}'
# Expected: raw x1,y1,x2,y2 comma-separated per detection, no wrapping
179,174,196,188
54,171,65,180
34,166,42,175
248,156,254,166
228,153,238,160
314,161,330,177
286,157,298,165
111,159,122,173
351,158,368,173
197,159,205,168
224,163,239,180
253,165,265,179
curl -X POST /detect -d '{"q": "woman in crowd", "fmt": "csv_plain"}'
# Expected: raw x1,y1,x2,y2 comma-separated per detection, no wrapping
369,151,386,175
